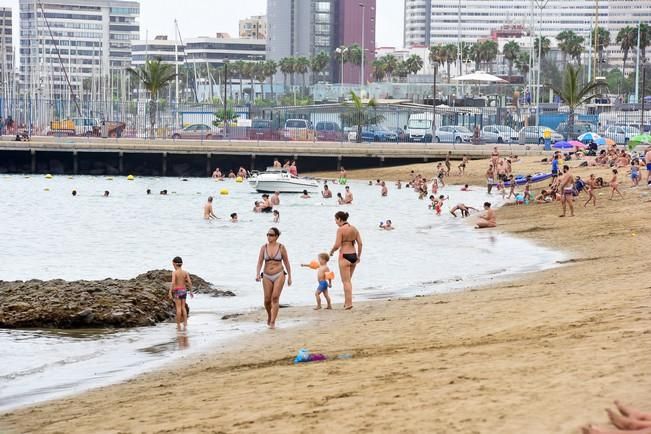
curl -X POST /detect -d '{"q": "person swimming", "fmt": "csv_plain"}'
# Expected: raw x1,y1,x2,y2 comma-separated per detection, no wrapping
300,190,311,199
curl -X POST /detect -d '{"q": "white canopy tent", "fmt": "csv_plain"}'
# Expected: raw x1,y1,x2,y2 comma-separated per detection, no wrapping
451,71,508,83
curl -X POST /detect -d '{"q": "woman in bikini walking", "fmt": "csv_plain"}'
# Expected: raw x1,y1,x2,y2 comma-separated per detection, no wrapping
255,227,292,329
329,211,363,310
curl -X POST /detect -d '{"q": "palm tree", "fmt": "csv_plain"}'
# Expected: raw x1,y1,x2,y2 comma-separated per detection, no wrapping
395,60,409,82
310,51,330,84
636,23,650,63
372,58,386,82
516,52,530,76
502,40,520,80
340,91,384,143
279,57,295,91
127,58,176,139
254,62,267,100
468,43,481,71
382,54,398,82
294,56,311,91
592,27,610,69
405,54,424,78
443,43,458,82
263,60,278,101
617,26,637,76
241,62,256,101
231,60,246,103
534,36,551,60
347,44,363,67
552,65,605,140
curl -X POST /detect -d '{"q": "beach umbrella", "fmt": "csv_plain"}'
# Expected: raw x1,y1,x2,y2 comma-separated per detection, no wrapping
604,138,616,146
629,133,651,145
568,140,584,148
577,132,601,142
553,141,573,149
595,137,607,146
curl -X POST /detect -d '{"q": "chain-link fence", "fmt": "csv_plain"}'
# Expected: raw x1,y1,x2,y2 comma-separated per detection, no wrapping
0,97,649,145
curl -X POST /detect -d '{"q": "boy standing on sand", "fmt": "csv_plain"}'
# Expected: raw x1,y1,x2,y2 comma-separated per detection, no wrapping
301,253,333,310
169,257,193,331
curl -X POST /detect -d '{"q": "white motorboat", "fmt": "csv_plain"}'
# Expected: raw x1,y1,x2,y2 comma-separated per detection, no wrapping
248,168,319,193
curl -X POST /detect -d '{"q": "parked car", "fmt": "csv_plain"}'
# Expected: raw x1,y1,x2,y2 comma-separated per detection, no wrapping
360,125,398,142
518,126,563,144
556,121,594,140
283,119,315,141
480,125,519,144
247,119,276,140
170,123,221,140
315,121,345,142
434,125,473,143
603,125,640,145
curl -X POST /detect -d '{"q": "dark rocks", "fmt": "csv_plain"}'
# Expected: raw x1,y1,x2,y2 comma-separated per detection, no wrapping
0,270,234,329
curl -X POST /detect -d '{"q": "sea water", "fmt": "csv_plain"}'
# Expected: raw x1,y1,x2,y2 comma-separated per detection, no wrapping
0,174,564,412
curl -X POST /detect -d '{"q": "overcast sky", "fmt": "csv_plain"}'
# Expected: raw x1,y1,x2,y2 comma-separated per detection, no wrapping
4,0,404,49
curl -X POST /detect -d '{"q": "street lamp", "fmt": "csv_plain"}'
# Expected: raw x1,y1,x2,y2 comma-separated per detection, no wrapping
534,0,550,128
335,46,348,85
359,3,366,94
431,59,439,138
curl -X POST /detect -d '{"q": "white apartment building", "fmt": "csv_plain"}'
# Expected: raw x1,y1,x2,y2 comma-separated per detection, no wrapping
131,37,185,66
0,7,14,100
132,35,265,69
19,0,139,99
239,15,267,40
404,0,651,63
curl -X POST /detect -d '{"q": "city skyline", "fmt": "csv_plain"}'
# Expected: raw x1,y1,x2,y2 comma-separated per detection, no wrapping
2,0,405,60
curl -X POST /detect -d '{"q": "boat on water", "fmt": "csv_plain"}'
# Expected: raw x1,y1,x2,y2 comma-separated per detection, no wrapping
248,168,319,193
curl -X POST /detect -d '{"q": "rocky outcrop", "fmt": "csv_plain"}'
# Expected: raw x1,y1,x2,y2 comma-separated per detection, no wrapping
0,270,234,329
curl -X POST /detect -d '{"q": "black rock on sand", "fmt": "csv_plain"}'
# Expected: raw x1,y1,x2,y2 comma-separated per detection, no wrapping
0,270,235,329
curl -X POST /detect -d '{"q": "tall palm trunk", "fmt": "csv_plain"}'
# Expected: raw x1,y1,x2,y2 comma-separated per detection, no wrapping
148,98,156,139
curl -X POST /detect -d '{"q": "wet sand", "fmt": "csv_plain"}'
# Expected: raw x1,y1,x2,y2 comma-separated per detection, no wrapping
2,157,651,434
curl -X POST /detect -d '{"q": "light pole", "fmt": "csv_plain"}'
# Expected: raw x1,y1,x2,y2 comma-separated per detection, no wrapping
359,3,366,94
336,46,348,81
534,0,550,128
432,59,439,138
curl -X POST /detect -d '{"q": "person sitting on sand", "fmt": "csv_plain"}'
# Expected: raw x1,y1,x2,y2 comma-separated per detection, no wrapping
204,196,217,220
380,220,395,230
581,401,651,434
322,184,333,198
475,202,496,229
450,203,478,218
535,190,553,204
230,213,238,223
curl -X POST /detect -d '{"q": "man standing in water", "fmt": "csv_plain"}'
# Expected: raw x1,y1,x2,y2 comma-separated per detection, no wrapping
344,186,353,204
322,184,333,198
559,165,575,217
203,196,217,219
270,191,280,206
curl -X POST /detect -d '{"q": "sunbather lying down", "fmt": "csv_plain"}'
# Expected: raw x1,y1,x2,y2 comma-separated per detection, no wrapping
582,401,651,434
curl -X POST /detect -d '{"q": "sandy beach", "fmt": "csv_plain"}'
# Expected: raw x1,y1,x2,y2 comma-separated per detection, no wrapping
2,155,650,434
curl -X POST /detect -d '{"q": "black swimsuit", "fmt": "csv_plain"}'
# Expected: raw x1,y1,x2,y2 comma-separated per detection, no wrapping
341,223,358,264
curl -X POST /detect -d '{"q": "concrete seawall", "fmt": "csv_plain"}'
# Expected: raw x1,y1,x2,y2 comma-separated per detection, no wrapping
0,137,548,177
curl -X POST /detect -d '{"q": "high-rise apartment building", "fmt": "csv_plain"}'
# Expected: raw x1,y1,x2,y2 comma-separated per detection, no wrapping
266,0,375,85
239,15,267,40
404,0,651,52
0,7,13,98
19,0,139,99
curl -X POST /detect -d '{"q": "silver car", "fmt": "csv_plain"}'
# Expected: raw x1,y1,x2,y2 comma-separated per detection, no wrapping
603,125,639,145
518,126,563,144
481,125,519,144
434,125,473,143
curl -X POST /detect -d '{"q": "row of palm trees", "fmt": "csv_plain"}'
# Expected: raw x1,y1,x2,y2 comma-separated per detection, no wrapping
371,54,423,82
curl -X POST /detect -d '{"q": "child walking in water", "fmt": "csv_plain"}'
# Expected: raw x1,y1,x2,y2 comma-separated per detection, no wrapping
169,256,193,331
301,253,333,310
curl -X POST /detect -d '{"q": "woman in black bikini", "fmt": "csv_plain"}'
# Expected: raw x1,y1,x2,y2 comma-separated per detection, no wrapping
255,227,292,328
329,211,363,310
